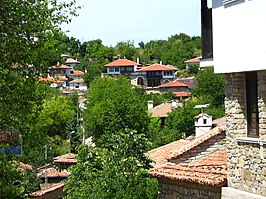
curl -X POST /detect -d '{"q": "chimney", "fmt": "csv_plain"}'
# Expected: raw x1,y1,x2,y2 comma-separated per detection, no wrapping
160,61,163,65
171,100,177,108
148,100,153,110
137,57,140,64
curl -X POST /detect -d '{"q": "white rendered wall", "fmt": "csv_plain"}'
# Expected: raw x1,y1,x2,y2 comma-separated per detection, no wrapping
212,0,266,73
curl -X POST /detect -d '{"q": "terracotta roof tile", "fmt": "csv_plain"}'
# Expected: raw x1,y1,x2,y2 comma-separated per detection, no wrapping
149,148,227,187
17,162,35,171
167,125,226,161
105,59,140,67
159,81,188,88
38,168,70,178
138,64,178,72
148,103,182,118
173,92,190,97
38,77,55,82
174,77,196,89
49,65,72,69
212,117,226,126
53,153,77,164
69,79,84,84
71,70,84,76
30,183,64,197
184,57,201,63
146,139,190,165
147,125,227,187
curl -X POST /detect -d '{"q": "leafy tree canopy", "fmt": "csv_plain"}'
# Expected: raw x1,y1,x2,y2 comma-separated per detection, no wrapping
192,67,225,107
64,130,157,199
84,76,150,146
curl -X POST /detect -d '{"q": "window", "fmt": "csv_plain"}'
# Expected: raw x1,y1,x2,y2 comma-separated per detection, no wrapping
109,67,114,72
115,67,119,72
203,119,207,124
201,0,213,59
246,72,259,137
164,71,173,76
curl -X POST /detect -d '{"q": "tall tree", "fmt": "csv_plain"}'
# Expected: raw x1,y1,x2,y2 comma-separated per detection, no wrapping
114,41,136,60
0,0,79,197
84,76,150,146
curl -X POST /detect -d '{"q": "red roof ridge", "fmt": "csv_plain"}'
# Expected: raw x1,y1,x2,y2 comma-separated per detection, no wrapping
138,63,178,72
184,57,201,63
158,81,188,88
105,58,140,67
167,124,226,161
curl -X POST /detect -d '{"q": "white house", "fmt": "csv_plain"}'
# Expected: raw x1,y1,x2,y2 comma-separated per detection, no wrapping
130,64,178,87
68,79,87,90
201,0,266,198
104,58,140,75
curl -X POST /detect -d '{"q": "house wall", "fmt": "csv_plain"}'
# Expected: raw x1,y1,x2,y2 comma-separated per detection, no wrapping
224,72,266,197
158,178,222,199
160,87,189,93
212,0,266,73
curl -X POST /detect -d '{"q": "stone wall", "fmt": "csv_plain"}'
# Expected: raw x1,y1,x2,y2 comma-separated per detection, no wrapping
224,72,266,197
158,178,221,199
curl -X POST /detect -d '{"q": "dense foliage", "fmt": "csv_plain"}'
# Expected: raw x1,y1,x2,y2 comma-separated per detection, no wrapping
0,0,79,197
64,130,157,199
192,67,225,107
61,33,201,76
84,76,150,146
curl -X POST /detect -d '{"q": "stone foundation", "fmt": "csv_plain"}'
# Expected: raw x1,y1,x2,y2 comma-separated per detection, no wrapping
158,179,221,199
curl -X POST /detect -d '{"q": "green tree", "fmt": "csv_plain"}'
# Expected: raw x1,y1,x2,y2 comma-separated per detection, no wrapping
192,67,224,107
166,100,200,137
0,153,39,198
84,76,150,146
82,58,107,87
115,41,137,60
0,1,79,195
64,130,157,199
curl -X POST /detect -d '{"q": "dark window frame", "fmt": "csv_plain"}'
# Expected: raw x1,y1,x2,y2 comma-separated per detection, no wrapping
245,72,259,138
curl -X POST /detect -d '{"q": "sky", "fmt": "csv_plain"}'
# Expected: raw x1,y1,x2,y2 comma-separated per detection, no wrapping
60,0,200,47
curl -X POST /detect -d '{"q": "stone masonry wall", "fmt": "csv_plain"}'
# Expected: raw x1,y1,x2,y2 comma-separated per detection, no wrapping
158,178,221,199
224,72,266,197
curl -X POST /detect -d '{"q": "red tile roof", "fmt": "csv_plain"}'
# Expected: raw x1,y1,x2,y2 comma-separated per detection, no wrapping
138,64,178,72
148,103,182,118
147,125,227,187
173,92,190,98
105,59,140,67
146,139,190,165
53,153,77,164
38,168,70,178
38,77,55,82
149,147,227,187
17,162,35,171
212,117,226,126
158,81,188,88
185,57,201,63
49,65,72,69
168,125,226,161
30,183,64,197
71,70,84,76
